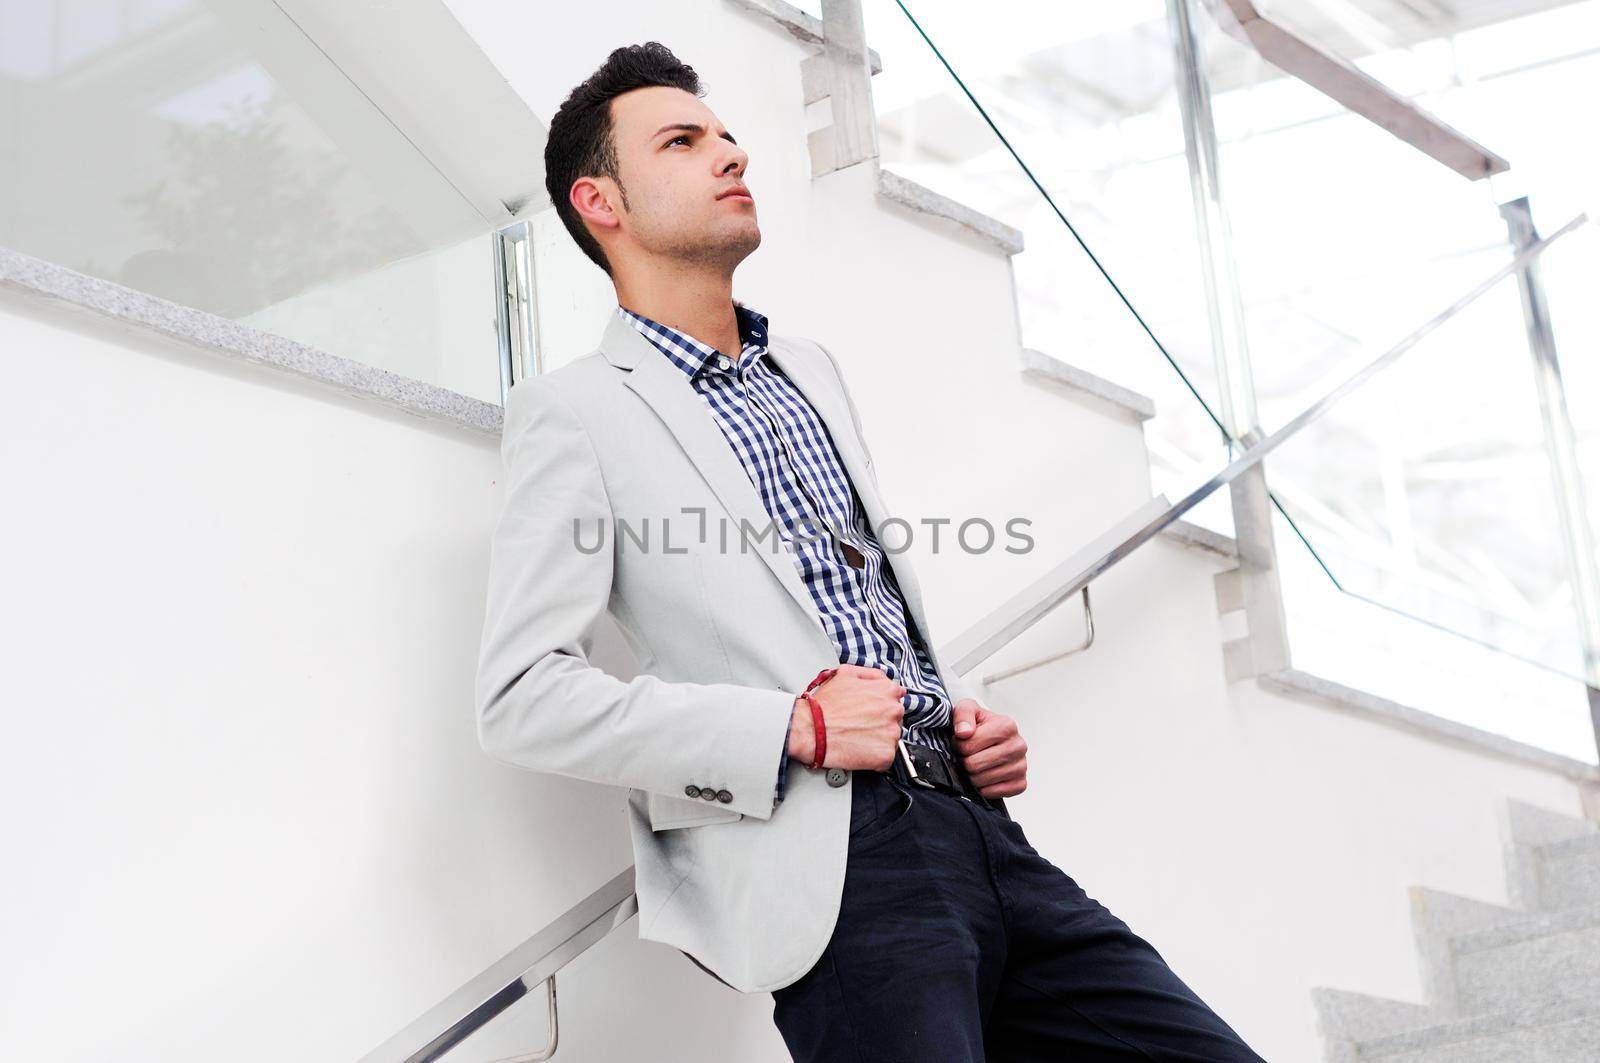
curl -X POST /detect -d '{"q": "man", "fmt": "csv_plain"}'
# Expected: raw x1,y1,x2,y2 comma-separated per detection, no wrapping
475,41,1267,1061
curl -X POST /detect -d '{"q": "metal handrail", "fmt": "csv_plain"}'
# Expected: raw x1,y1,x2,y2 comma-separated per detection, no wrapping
981,584,1097,684
357,867,637,1063
942,213,1590,681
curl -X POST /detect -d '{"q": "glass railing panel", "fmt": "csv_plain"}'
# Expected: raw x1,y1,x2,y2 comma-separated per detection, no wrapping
1190,0,1600,705
1271,259,1591,685
864,0,1239,537
237,232,497,401
1269,216,1598,759
0,0,501,402
853,2,1594,746
1273,495,1599,763
1193,1,1515,435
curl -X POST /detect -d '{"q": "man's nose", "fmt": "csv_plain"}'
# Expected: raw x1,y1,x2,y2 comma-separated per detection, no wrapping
718,146,748,176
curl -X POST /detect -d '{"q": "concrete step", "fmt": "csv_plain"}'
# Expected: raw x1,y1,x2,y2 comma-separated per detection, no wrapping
1317,800,1600,1060
1503,799,1597,912
1356,995,1600,1061
1450,903,1600,1014
1537,832,1600,912
1311,988,1441,1063
1407,887,1528,1013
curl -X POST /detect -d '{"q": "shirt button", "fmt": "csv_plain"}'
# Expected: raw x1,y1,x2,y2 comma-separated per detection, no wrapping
701,789,718,801
716,789,733,803
826,767,848,787
716,355,732,370
685,785,702,799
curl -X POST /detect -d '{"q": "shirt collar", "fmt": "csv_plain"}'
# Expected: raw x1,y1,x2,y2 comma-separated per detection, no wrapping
616,301,771,381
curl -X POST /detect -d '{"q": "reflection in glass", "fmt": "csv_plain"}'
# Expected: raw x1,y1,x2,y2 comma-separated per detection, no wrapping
0,0,499,401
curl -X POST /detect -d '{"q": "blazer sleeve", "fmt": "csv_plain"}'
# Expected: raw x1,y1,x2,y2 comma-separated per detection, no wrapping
474,376,798,821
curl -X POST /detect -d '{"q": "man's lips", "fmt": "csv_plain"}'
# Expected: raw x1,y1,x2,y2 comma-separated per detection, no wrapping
718,188,754,202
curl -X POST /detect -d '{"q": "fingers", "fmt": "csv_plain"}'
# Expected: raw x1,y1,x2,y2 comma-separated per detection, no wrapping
977,775,1027,799
838,664,905,698
953,711,1018,757
968,757,1028,795
959,730,1026,775
951,699,979,738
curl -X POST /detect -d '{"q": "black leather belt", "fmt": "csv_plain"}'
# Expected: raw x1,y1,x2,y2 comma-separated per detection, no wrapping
886,737,1009,820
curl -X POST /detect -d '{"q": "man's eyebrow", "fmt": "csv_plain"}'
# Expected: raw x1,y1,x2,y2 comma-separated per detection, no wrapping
651,122,737,146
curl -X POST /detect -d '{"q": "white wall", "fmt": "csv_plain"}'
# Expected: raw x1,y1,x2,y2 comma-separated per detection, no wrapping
3,2,1595,1062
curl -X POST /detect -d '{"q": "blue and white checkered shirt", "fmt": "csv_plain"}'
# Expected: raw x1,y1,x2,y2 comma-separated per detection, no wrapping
618,302,956,807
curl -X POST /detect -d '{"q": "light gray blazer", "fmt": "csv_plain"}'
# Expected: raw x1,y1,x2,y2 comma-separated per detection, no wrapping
474,309,981,993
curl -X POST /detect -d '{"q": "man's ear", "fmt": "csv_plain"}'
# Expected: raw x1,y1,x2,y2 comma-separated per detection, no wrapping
570,177,622,234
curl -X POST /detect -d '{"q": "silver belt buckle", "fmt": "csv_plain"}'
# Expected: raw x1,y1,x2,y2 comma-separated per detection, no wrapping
897,738,937,789
901,737,981,804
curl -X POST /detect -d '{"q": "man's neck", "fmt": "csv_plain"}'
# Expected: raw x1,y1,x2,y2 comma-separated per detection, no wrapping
614,266,741,359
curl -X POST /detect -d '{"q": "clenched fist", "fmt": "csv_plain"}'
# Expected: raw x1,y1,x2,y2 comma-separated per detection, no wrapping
788,664,906,771
950,698,1028,799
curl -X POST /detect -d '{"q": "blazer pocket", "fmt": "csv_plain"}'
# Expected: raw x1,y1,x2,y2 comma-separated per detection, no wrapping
647,790,743,831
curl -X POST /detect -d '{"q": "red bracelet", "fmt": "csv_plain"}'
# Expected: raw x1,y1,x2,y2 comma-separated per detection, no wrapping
801,667,837,770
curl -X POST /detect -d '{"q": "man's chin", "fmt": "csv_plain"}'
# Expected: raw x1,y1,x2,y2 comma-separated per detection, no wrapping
659,226,760,267
716,227,762,266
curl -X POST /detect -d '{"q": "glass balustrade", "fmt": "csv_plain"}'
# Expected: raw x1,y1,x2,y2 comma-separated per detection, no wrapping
864,0,1242,536
878,0,1598,758
1197,0,1599,756
0,0,502,402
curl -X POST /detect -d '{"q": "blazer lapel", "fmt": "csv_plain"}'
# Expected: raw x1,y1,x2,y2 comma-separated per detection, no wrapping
599,311,941,683
601,312,822,629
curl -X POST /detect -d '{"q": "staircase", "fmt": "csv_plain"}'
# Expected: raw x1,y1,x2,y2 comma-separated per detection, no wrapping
1314,799,1600,1060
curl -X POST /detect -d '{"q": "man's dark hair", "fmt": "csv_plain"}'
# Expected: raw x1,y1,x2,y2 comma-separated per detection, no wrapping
544,42,705,277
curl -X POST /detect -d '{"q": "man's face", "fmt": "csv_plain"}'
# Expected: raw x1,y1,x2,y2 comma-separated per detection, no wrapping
598,85,760,270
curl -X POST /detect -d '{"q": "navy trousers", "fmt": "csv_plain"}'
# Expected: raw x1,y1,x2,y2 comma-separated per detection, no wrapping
770,770,1268,1062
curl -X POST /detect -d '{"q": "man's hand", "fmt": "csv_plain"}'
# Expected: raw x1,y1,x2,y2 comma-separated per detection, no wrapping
789,665,906,770
951,698,1028,799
